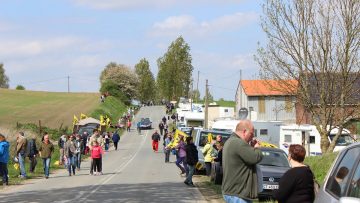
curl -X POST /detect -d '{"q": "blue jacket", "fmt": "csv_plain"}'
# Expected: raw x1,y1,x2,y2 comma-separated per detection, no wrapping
0,141,10,163
112,133,120,143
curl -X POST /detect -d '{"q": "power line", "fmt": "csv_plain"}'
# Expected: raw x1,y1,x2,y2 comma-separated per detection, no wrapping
16,76,68,85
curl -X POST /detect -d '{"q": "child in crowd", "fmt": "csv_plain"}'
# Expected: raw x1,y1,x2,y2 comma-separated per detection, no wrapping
91,141,104,175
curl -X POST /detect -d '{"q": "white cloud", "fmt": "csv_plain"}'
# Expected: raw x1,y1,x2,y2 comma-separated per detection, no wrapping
0,37,84,58
151,12,258,37
71,0,246,10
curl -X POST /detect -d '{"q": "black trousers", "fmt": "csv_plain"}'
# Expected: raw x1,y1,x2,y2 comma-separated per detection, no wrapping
93,158,102,172
114,142,119,150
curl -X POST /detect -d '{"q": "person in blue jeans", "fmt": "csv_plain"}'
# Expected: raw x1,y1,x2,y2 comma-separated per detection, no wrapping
0,133,10,186
184,136,198,186
39,133,54,179
64,135,76,176
16,132,27,178
75,134,83,170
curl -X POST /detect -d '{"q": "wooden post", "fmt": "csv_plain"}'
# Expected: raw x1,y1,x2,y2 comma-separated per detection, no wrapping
39,120,42,136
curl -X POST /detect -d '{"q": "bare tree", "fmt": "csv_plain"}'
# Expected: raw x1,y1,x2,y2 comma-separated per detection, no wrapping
256,0,360,153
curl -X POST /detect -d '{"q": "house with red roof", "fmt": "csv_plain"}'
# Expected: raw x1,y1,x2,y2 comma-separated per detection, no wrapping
235,80,298,123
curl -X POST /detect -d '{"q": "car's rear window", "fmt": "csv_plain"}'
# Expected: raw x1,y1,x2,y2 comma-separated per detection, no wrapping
259,151,290,167
198,131,231,147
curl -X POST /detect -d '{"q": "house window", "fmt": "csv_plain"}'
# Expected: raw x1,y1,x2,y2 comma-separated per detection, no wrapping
224,109,228,113
259,97,265,113
309,136,316,144
285,96,293,113
284,134,292,142
260,129,268,136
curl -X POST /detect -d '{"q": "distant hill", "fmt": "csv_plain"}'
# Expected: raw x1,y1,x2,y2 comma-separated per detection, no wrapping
0,88,100,129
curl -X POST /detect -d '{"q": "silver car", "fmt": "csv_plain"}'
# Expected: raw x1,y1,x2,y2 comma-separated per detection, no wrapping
315,142,360,203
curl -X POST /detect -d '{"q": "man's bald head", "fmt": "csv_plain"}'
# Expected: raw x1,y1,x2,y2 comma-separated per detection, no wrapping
235,120,254,143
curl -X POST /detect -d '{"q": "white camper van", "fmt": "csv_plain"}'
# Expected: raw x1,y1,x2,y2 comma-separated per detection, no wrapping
211,119,354,155
279,125,354,155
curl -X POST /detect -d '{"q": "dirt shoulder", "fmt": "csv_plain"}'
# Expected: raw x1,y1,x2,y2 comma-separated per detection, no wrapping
193,175,225,203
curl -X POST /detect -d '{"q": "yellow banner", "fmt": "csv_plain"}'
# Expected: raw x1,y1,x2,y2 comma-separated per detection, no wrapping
167,129,188,149
73,115,79,125
80,113,87,120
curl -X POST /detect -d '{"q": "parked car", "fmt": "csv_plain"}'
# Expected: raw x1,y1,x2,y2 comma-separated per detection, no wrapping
315,142,360,203
139,118,152,129
193,129,232,171
178,126,203,137
210,146,290,201
257,147,291,201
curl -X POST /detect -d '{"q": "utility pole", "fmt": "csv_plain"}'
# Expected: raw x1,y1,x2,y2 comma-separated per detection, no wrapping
190,80,193,112
239,69,242,119
196,70,199,103
67,76,70,93
204,79,208,129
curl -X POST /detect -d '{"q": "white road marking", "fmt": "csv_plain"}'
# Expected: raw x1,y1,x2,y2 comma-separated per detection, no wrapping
73,130,149,202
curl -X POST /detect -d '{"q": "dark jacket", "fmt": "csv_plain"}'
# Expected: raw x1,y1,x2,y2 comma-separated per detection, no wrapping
27,138,38,157
273,166,315,203
214,149,223,166
58,137,66,149
112,132,120,143
152,133,161,141
185,143,198,166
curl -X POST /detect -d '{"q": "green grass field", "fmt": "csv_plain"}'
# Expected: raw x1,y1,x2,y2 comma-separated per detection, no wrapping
0,89,128,187
0,88,100,129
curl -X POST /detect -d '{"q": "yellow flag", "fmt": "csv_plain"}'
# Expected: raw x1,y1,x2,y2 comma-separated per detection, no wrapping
260,142,278,148
73,115,79,125
106,117,111,127
167,129,188,149
80,113,87,120
100,115,106,126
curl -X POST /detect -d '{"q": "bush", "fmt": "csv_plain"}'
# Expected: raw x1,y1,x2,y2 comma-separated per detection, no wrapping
15,85,25,90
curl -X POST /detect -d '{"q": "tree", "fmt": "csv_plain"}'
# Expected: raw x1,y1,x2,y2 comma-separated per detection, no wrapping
0,64,9,88
99,80,129,104
190,89,201,102
157,36,193,100
135,58,156,103
16,85,25,90
204,91,214,103
100,63,139,102
256,0,360,153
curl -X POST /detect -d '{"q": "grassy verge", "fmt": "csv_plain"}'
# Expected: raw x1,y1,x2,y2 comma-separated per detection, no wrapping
304,152,338,185
1,144,62,187
90,96,127,124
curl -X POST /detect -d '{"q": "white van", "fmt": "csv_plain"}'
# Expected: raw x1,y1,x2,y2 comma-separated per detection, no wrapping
279,125,354,155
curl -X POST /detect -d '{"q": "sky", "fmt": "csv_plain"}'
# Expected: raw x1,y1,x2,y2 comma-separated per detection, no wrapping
0,0,266,100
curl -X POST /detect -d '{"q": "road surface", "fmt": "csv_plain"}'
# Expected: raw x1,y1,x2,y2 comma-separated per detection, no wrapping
0,106,206,203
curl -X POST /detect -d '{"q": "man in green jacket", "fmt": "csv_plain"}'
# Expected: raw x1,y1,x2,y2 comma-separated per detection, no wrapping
39,133,54,179
222,120,263,203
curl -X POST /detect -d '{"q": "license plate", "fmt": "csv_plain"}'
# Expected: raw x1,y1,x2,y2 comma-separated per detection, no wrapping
263,184,279,190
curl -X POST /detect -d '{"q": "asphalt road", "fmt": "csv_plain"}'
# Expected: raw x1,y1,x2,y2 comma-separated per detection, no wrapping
0,106,206,203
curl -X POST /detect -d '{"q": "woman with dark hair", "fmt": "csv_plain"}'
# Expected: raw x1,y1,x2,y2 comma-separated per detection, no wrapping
273,144,315,203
